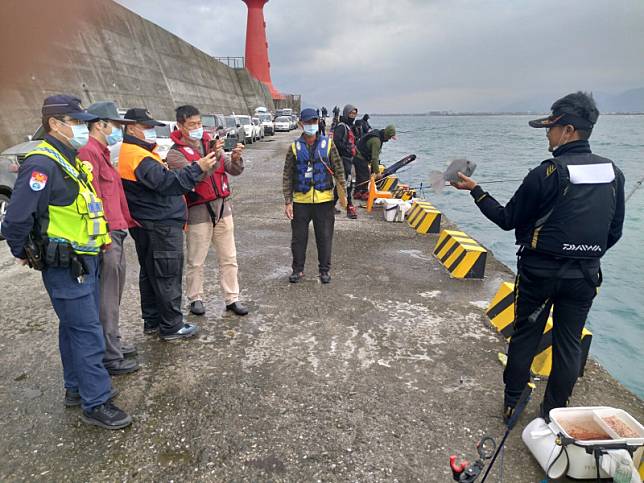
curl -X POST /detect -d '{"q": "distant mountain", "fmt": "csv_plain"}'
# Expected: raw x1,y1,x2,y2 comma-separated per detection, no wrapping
500,88,644,114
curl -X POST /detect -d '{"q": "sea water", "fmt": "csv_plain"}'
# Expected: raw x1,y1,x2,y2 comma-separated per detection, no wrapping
370,114,643,398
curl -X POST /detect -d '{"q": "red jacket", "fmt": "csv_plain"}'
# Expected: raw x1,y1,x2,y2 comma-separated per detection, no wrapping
169,130,230,208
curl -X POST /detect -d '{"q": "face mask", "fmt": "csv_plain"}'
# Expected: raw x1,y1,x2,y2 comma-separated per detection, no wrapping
105,125,123,146
548,127,569,153
143,127,157,142
59,122,90,149
188,127,204,140
303,124,319,136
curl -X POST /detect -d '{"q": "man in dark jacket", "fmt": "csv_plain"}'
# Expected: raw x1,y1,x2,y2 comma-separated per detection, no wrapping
355,114,371,139
452,92,625,422
118,108,217,340
332,104,359,219
353,125,396,200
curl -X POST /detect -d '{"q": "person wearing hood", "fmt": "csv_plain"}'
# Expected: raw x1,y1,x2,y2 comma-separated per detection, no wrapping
355,114,372,139
353,125,396,200
332,104,359,219
282,108,347,284
165,105,248,318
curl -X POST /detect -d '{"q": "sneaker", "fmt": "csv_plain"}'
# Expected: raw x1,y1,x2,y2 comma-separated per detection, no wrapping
320,271,331,284
105,358,140,376
190,300,206,316
160,323,199,341
143,320,159,335
65,387,119,408
289,271,304,283
347,205,358,219
81,402,132,430
121,343,138,358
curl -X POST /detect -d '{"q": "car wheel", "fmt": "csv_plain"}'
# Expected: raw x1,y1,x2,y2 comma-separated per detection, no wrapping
0,192,10,241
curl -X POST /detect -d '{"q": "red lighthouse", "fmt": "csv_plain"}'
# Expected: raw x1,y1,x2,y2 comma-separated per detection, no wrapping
242,0,283,100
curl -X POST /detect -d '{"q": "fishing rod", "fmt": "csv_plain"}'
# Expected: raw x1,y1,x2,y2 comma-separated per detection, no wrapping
625,174,644,202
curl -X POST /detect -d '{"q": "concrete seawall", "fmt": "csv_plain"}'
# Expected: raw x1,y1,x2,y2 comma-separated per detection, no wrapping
0,133,641,481
0,0,282,151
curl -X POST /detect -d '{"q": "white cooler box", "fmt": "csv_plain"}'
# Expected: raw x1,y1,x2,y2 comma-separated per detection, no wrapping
522,406,644,480
383,199,411,222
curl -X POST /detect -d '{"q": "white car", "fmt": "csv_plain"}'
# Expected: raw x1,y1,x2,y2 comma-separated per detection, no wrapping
258,113,274,135
273,116,291,132
252,117,264,140
234,115,255,144
154,121,178,159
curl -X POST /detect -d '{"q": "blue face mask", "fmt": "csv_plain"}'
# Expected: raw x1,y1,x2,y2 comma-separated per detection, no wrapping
188,127,204,140
143,127,157,142
303,123,319,136
61,122,90,149
105,125,123,146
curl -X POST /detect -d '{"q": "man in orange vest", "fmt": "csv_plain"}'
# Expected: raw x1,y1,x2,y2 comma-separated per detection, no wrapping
118,108,217,340
166,105,247,317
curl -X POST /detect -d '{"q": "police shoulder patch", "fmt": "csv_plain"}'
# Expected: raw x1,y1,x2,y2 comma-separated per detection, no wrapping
29,171,48,191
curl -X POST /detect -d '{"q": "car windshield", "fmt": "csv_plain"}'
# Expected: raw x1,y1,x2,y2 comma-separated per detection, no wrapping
155,126,171,137
276,116,290,122
202,115,216,127
252,119,259,125
259,114,272,122
225,117,236,128
237,116,251,125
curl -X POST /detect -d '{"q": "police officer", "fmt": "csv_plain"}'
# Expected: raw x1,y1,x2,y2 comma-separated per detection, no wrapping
452,92,625,421
119,108,218,340
282,108,347,284
1,95,131,429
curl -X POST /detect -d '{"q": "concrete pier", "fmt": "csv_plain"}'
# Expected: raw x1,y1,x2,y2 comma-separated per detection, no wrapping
0,132,641,481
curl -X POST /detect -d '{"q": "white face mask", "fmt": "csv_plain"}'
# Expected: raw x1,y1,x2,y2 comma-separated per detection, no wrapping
303,123,319,136
548,127,570,153
142,127,157,142
188,127,204,140
58,121,90,149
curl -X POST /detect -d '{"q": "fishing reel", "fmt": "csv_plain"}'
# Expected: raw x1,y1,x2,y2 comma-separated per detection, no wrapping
450,436,496,482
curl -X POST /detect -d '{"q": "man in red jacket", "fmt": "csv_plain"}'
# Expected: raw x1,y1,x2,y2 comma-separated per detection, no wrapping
78,101,140,375
166,105,248,317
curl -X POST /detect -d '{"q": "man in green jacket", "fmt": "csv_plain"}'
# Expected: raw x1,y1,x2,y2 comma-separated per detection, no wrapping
353,125,396,200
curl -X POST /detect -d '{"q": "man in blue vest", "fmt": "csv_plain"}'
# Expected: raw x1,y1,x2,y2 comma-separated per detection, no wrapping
2,95,131,429
452,92,625,422
282,108,347,284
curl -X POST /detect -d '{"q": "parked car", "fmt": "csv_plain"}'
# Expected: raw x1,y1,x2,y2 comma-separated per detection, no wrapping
274,116,291,132
258,113,274,135
252,117,264,140
234,115,255,144
289,115,299,130
202,113,227,140
224,115,246,146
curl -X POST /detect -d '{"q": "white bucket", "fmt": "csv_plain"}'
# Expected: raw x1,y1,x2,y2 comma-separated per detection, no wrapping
383,199,404,222
522,418,567,479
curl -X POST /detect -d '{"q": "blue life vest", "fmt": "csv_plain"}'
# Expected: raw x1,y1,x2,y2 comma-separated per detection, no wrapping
292,135,334,193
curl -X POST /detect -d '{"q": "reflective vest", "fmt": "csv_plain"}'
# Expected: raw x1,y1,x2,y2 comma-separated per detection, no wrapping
26,142,110,255
292,135,334,203
118,141,164,181
170,131,230,207
528,153,618,259
356,129,382,161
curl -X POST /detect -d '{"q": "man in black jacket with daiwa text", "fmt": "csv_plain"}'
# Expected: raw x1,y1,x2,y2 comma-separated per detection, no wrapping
452,92,625,422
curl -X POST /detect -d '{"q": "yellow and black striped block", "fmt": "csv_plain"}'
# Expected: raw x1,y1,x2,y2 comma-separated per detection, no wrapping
377,175,399,192
406,200,442,234
485,281,593,377
433,229,487,279
393,186,416,200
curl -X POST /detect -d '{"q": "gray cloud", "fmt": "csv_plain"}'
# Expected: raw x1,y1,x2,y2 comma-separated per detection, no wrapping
116,0,644,112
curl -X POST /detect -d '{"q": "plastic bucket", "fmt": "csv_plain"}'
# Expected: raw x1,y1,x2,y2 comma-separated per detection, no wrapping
383,199,403,222
522,417,568,479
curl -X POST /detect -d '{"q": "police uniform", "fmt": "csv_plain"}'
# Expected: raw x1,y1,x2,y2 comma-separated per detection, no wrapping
470,126,625,416
2,133,114,412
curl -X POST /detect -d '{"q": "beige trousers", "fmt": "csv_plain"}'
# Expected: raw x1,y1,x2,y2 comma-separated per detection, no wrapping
185,215,239,304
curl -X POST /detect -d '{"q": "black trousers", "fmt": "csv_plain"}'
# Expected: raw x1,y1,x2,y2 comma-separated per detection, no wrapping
291,201,335,273
130,223,185,335
334,156,353,206
504,265,597,413
353,155,370,194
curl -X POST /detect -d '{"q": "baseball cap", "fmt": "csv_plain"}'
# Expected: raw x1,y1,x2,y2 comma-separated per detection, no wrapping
300,108,319,122
384,124,396,140
87,101,134,124
124,108,166,126
42,95,98,121
529,92,598,130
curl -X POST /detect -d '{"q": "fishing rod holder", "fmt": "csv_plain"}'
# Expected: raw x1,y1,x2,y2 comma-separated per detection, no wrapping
450,436,496,482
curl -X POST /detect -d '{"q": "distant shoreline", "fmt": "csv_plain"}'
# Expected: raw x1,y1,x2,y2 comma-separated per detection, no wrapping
371,112,644,117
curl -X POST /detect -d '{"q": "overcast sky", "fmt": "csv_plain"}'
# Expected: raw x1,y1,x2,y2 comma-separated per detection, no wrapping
116,0,644,113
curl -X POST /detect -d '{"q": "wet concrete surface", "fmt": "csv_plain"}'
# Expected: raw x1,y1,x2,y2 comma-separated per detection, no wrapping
0,132,641,482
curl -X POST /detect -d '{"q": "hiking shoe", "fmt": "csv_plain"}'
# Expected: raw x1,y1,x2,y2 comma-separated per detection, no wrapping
347,205,358,219
121,343,137,358
65,387,119,408
160,323,199,341
105,358,140,376
190,300,206,316
320,271,331,284
226,301,249,316
289,271,304,283
81,402,132,430
143,320,159,335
